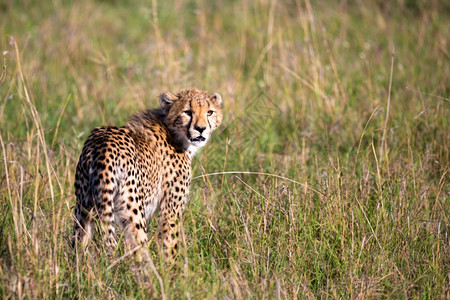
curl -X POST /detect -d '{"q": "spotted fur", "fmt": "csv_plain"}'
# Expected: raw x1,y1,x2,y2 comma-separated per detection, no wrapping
73,88,222,262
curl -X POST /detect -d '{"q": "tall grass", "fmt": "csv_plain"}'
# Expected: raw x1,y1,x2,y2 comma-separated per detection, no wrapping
0,0,448,298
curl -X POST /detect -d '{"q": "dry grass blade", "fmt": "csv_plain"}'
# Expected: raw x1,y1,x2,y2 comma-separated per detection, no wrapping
107,245,166,300
0,58,6,84
379,48,395,165
193,171,325,196
0,1,447,298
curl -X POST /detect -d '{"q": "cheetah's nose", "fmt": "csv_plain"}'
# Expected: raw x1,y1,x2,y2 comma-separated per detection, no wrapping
195,126,206,134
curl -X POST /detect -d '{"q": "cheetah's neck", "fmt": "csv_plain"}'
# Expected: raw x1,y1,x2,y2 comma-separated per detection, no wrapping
127,109,199,160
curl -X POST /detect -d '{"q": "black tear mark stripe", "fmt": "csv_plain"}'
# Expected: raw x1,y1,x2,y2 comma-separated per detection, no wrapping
186,104,192,135
207,115,211,129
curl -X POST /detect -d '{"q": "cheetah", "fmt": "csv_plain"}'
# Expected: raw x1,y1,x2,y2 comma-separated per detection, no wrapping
73,88,223,262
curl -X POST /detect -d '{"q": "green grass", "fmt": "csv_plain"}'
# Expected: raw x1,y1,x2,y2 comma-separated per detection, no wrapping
0,0,448,298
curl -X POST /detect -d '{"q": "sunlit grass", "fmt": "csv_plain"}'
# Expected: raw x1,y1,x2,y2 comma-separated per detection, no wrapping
0,0,448,298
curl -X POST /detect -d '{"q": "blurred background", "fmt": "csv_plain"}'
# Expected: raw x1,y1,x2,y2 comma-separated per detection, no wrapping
0,0,448,298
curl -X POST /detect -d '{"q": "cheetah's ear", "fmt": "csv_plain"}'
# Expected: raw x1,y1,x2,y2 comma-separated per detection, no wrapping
211,93,222,106
159,92,178,110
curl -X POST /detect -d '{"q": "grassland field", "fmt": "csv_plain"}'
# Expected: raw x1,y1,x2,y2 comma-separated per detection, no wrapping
0,0,449,298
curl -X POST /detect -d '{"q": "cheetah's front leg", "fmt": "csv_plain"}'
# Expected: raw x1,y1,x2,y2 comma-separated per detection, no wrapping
116,180,149,250
158,212,180,264
158,192,186,264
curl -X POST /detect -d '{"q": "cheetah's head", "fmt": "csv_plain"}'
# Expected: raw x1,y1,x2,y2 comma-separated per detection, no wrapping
160,88,223,154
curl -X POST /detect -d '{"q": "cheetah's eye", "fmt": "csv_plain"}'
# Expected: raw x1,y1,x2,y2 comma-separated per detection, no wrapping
184,110,192,117
207,110,214,117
